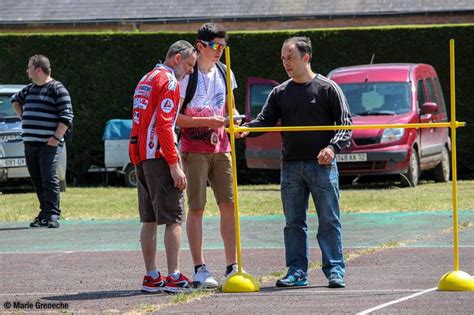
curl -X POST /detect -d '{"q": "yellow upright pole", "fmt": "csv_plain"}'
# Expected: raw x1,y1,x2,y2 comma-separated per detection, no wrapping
221,46,259,293
450,39,460,272
437,39,474,291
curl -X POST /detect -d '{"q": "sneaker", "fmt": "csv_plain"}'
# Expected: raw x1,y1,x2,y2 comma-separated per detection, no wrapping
276,270,308,287
224,264,244,278
328,273,346,288
192,265,218,289
164,273,191,293
141,274,166,293
47,219,60,228
29,217,48,228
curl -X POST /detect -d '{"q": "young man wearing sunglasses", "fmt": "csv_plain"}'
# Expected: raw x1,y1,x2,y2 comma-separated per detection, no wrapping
177,22,239,289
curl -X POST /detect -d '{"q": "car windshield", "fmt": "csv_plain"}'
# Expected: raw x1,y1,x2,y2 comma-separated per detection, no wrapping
339,82,411,116
0,94,17,119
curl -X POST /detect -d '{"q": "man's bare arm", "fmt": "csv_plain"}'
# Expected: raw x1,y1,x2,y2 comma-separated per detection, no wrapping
12,101,23,118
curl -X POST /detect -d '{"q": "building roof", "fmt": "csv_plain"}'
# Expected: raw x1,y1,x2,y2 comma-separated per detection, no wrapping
2,0,474,25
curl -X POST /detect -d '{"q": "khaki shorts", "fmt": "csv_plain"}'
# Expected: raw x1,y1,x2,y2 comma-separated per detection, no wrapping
136,158,185,224
182,152,234,210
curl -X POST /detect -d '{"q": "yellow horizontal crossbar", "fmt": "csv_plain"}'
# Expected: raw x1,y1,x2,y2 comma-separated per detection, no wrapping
226,121,466,133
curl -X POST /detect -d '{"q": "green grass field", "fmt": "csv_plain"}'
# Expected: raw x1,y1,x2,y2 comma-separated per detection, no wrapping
1,181,473,222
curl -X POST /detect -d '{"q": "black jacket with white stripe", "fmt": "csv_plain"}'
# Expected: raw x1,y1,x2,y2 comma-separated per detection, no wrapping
246,74,352,162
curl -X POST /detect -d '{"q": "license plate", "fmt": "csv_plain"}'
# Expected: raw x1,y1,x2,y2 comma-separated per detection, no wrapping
337,153,367,162
0,158,27,168
0,134,21,142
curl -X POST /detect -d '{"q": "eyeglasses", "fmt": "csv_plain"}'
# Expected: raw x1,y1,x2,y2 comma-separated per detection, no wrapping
199,40,226,51
176,46,196,55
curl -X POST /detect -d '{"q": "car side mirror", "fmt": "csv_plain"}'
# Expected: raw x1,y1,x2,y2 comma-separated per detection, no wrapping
421,102,438,114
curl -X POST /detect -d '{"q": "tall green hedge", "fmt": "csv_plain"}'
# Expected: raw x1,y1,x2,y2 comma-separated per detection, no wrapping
0,25,473,182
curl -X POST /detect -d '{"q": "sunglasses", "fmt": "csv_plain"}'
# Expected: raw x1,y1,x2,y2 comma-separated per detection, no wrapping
176,46,196,55
199,40,226,51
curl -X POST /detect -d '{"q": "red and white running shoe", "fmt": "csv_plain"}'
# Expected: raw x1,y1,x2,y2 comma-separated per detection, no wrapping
163,273,191,293
141,274,166,293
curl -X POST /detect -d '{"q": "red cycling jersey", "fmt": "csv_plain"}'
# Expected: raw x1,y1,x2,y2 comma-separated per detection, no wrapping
129,64,180,166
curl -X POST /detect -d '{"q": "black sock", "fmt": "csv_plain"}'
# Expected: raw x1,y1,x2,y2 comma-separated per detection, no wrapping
226,263,237,275
194,264,205,274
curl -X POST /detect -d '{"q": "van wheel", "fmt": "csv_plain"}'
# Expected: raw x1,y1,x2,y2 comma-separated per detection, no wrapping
60,179,66,192
401,149,419,187
124,164,137,188
433,147,450,182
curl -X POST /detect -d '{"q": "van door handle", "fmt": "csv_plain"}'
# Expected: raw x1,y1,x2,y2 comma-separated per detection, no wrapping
421,113,433,122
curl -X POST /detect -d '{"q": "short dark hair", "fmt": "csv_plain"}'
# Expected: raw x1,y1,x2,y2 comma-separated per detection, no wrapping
283,37,312,61
165,40,196,60
29,55,51,75
197,22,228,42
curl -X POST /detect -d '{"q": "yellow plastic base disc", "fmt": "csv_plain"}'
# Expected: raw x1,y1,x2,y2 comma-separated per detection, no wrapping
438,270,474,291
222,272,260,293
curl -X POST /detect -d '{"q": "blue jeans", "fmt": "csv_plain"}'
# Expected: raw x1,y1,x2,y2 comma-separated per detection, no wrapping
24,143,62,220
281,160,345,279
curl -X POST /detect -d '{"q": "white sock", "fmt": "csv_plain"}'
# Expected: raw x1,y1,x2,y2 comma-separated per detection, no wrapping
169,271,180,280
146,270,159,279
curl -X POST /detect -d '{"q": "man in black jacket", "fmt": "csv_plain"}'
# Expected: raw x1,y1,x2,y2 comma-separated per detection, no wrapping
240,37,352,288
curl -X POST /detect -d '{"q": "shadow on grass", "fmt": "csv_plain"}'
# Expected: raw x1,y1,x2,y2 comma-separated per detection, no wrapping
0,227,30,231
0,185,34,194
239,187,281,192
43,290,146,301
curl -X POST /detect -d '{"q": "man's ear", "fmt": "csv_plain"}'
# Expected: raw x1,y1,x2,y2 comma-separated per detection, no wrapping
304,53,310,63
174,53,182,64
195,41,204,53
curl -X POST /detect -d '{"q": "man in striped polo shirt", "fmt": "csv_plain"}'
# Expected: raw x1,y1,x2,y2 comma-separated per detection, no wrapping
12,55,73,229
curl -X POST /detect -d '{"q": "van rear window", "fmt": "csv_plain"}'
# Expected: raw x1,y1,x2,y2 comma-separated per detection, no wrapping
339,82,410,116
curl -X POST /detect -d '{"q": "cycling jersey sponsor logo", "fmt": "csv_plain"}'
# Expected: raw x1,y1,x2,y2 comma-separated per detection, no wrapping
138,84,152,92
133,97,148,109
135,84,152,97
161,98,174,113
148,120,156,149
133,111,140,124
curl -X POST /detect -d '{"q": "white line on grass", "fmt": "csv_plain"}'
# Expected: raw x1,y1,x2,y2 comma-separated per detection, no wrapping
356,287,437,314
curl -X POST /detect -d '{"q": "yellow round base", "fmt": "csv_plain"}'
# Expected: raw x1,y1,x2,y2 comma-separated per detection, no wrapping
438,270,474,291
222,272,260,293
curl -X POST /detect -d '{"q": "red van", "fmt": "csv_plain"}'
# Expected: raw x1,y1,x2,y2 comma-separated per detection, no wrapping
244,64,451,187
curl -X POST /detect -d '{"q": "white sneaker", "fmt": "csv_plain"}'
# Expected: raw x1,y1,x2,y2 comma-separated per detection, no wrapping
193,265,218,288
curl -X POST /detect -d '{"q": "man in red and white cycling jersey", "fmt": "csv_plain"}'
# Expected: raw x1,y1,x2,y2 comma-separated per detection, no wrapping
129,40,196,294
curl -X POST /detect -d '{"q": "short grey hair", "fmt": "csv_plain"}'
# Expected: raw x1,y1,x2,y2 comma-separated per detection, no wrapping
166,40,196,59
29,55,51,75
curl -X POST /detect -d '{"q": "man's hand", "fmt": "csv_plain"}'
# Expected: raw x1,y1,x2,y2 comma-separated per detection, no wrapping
317,147,335,165
206,116,226,129
177,113,226,129
47,136,60,147
169,163,187,190
235,131,249,139
234,123,250,139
